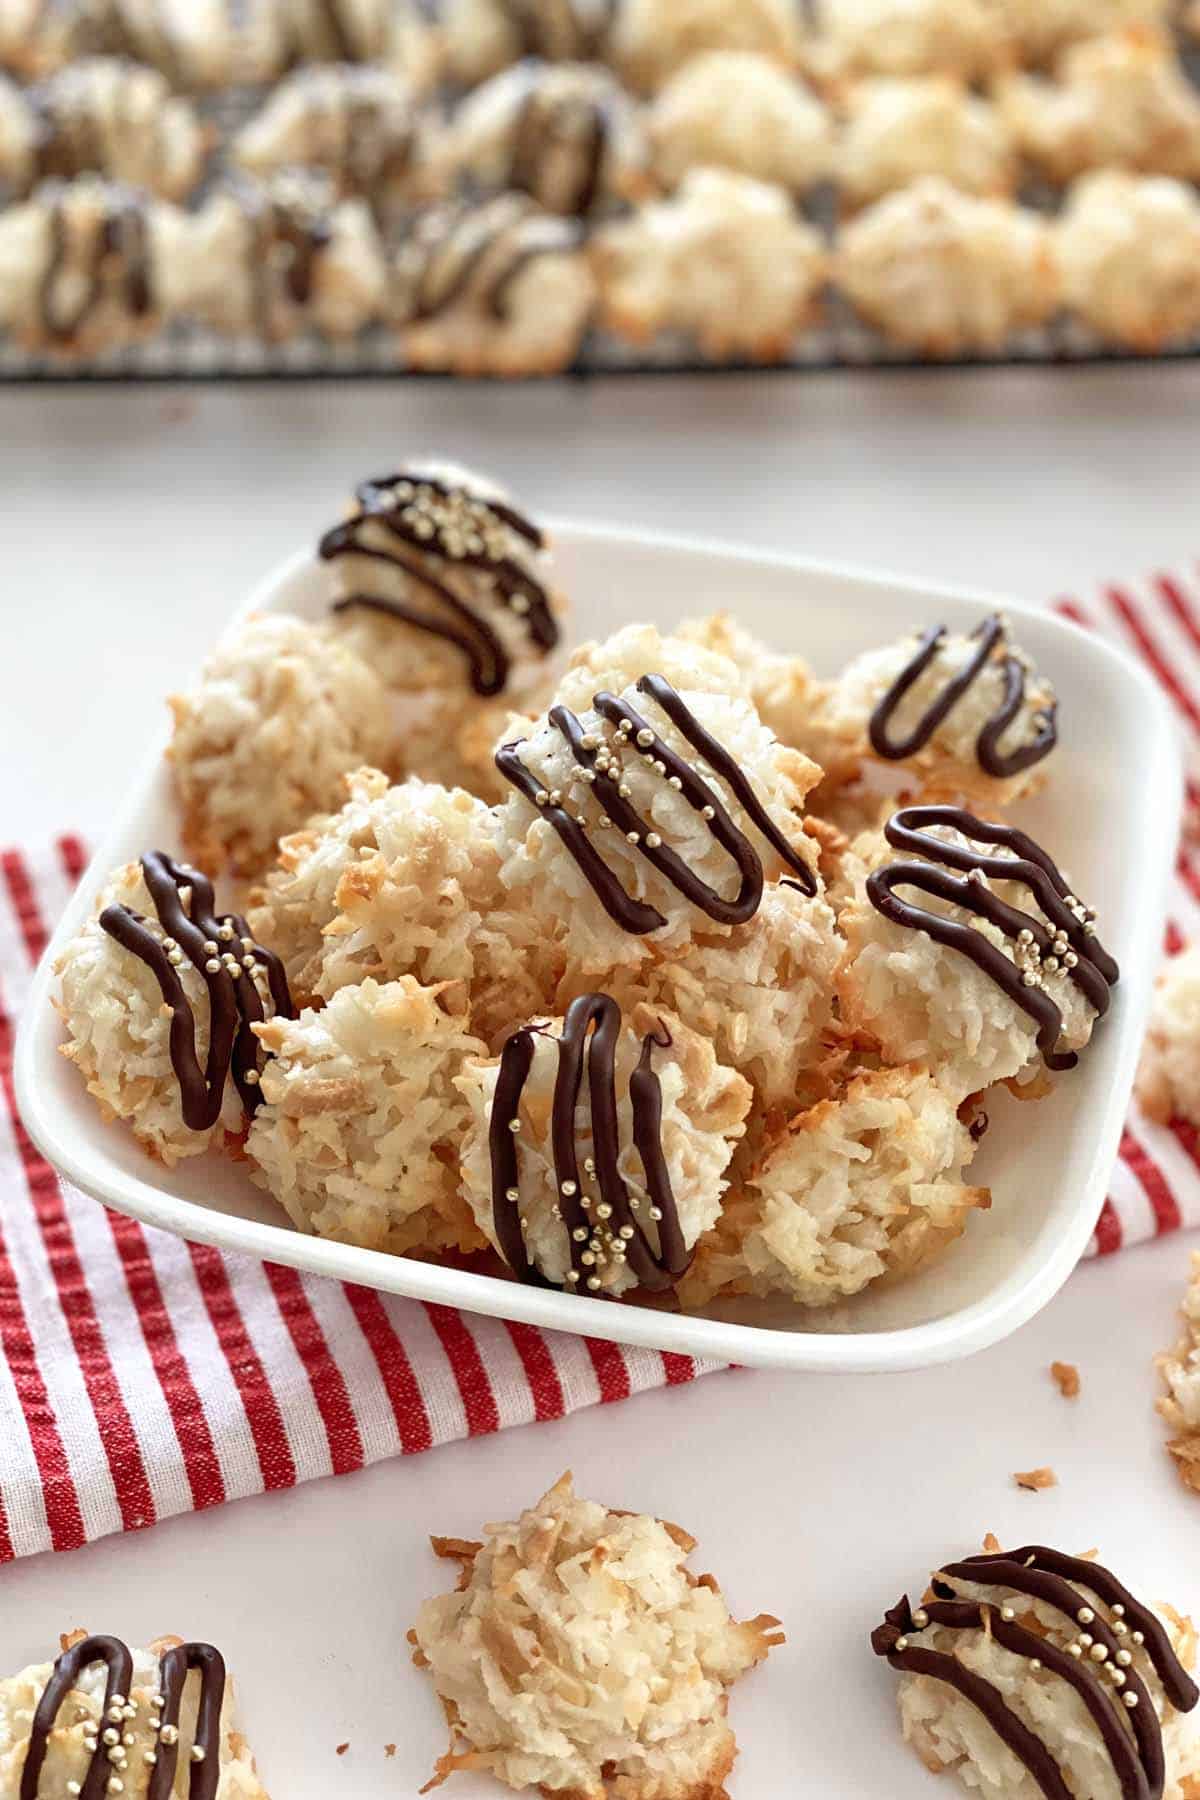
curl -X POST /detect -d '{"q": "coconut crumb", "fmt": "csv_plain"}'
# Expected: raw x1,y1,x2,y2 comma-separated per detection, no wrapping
1050,1361,1081,1399
1013,1466,1059,1491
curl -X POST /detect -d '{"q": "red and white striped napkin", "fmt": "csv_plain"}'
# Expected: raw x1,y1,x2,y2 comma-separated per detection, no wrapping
2,569,1199,1565
1056,575,1200,1256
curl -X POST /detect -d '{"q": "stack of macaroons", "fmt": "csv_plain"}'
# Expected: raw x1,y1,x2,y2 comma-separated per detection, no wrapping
55,457,1121,1320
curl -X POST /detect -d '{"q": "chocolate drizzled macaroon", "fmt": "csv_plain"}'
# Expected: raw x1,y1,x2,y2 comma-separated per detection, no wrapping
57,0,276,88
423,58,649,217
0,57,208,201
321,459,569,793
873,1542,1200,1800
837,804,1117,1099
491,622,821,981
179,168,389,340
814,612,1059,805
434,0,615,90
2,1628,270,1799
411,1474,782,1797
56,851,295,1166
389,194,596,376
232,63,424,204
0,173,199,355
456,992,750,1295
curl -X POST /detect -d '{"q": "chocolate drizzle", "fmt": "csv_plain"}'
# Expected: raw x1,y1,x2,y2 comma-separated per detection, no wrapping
496,672,816,935
38,182,152,343
286,67,416,193
395,194,585,324
497,0,614,60
866,805,1118,1071
868,615,1059,779
20,1634,226,1800
320,468,558,697
234,178,333,316
99,851,294,1131
507,64,611,215
489,993,687,1294
873,1548,1199,1800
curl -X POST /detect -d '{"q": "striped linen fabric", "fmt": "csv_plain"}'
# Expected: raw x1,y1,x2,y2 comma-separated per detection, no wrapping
3,565,1200,1561
1054,573,1200,1256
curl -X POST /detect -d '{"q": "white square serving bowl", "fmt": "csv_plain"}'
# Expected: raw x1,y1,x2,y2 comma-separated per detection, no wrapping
16,524,1180,1373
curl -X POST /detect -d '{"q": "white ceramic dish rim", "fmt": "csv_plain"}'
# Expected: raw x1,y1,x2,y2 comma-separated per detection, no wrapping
15,522,1180,1374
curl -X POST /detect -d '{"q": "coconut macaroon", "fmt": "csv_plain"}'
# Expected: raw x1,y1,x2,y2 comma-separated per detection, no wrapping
996,29,1200,185
680,1064,988,1309
246,976,487,1258
0,0,59,78
390,193,596,376
425,59,649,218
1057,172,1200,352
1158,1251,1200,1497
246,767,555,1041
609,0,801,94
457,994,751,1296
433,0,614,89
411,1473,782,1797
246,770,495,1007
167,613,394,878
0,174,201,356
318,461,568,786
0,1629,270,1800
61,0,268,88
56,852,295,1166
837,77,1017,209
1138,945,1200,1123
807,0,1013,83
836,177,1059,356
595,166,827,361
0,71,40,193
819,613,1060,807
491,622,822,987
675,612,844,778
232,63,422,202
245,0,438,87
19,56,209,201
873,1541,1200,1800
836,804,1119,1101
992,0,1173,66
648,51,834,193
181,171,389,340
594,879,843,1118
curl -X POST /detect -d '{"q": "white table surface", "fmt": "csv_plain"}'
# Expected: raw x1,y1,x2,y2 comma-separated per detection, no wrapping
4,368,1200,1798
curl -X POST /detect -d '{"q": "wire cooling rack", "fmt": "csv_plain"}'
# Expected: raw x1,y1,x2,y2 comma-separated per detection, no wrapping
4,38,1200,382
